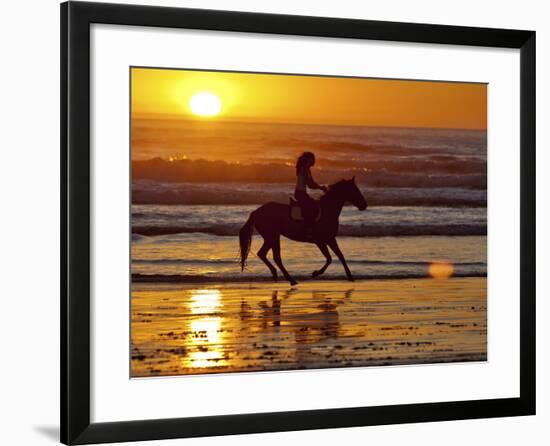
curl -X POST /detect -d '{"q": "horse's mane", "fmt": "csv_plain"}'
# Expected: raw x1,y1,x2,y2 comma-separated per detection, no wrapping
320,179,349,202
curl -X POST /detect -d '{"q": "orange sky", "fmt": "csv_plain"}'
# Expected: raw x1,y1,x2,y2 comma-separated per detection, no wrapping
131,67,487,129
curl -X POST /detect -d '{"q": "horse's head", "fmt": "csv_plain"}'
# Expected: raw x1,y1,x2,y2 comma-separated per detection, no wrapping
346,177,368,210
326,177,367,210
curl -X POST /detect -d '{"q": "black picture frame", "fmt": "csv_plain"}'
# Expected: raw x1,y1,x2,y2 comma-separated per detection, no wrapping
61,1,536,444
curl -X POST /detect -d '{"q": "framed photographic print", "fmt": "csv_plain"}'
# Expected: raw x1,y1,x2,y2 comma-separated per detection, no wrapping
61,1,536,444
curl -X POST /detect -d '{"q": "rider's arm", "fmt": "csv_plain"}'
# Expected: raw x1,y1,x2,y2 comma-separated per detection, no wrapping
306,169,326,191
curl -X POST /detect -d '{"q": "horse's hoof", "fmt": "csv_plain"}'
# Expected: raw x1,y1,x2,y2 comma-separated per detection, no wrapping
347,276,355,282
290,280,298,286
312,270,321,278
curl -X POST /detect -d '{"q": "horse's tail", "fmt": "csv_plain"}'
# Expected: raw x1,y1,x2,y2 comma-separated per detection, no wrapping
239,211,255,271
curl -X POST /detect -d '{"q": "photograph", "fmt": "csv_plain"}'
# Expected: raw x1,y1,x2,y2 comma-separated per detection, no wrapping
130,67,488,378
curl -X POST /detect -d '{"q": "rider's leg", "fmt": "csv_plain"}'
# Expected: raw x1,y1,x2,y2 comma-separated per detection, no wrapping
303,196,317,235
295,191,316,236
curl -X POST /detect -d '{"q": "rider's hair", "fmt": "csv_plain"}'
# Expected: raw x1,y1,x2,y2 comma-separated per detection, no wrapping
296,152,315,175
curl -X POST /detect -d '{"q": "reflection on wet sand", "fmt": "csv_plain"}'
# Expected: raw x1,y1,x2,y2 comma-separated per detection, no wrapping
131,278,487,377
184,289,227,369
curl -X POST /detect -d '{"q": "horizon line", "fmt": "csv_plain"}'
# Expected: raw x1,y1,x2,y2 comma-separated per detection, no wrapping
131,112,488,132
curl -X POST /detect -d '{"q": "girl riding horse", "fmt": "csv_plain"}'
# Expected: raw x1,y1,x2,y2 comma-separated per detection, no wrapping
239,156,367,285
294,152,327,234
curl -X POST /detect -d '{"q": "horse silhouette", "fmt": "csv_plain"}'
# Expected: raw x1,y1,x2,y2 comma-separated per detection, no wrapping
239,177,367,285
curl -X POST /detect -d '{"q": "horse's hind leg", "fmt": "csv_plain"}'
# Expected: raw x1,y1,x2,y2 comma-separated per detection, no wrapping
271,236,298,286
312,243,332,278
257,239,278,281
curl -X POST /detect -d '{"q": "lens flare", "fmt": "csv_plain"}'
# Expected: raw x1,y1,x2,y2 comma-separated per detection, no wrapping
428,262,454,279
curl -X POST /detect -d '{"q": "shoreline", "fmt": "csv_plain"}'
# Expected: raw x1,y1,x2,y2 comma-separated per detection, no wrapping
131,272,487,284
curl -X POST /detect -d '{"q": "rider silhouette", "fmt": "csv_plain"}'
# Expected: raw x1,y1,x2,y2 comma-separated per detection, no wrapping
295,152,327,234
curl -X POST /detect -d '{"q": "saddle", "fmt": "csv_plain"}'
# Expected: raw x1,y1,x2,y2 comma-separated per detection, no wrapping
289,197,322,222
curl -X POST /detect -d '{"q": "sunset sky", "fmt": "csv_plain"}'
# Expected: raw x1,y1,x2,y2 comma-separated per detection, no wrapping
131,67,487,130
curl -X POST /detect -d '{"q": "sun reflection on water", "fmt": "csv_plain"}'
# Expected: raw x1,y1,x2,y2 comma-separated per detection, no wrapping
190,288,222,314
184,288,227,369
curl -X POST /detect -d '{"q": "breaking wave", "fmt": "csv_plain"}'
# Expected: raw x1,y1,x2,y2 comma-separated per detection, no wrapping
132,223,486,237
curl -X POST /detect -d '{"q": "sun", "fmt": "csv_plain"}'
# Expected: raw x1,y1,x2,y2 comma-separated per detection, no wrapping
189,92,222,117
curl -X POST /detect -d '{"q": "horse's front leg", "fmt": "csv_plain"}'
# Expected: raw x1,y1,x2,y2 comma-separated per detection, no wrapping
312,243,332,278
328,238,354,281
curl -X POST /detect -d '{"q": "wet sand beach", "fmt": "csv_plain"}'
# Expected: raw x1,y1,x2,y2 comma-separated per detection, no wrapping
131,277,487,377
